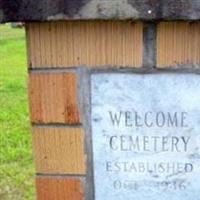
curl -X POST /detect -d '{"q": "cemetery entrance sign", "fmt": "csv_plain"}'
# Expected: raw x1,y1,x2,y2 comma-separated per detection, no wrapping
91,73,200,200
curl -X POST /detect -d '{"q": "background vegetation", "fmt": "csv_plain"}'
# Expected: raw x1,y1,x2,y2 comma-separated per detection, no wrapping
0,24,35,200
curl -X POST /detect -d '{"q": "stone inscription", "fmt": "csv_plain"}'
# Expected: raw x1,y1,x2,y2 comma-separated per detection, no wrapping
91,74,200,200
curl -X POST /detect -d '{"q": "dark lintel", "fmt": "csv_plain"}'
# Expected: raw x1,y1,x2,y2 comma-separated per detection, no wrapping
0,0,200,23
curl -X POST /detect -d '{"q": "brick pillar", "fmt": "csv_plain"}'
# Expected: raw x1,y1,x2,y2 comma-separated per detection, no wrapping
26,20,200,199
26,21,143,199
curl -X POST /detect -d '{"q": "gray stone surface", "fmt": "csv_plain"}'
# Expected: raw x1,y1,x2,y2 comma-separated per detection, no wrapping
0,0,200,23
91,73,200,200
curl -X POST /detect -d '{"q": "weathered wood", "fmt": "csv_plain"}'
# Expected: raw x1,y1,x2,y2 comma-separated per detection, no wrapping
36,177,83,200
29,72,80,124
157,22,200,68
32,127,86,174
26,21,143,68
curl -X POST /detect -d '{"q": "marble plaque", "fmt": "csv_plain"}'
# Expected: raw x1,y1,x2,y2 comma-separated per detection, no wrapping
91,74,200,200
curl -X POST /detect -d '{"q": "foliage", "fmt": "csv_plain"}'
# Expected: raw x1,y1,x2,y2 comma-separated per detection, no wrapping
0,24,35,200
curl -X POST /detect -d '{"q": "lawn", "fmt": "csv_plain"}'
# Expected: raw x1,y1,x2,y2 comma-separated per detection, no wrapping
0,24,35,199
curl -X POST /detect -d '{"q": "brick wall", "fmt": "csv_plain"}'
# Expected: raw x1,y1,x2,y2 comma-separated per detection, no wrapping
26,21,200,200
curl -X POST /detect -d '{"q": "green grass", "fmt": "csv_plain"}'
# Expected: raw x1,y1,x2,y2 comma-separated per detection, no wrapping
0,24,35,200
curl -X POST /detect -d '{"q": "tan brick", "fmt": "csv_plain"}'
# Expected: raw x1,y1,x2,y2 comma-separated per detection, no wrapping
36,177,83,200
29,73,80,124
26,21,143,68
32,127,86,175
157,22,200,68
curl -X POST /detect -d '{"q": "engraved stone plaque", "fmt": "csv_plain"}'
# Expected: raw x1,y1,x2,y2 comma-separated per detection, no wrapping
91,73,200,200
